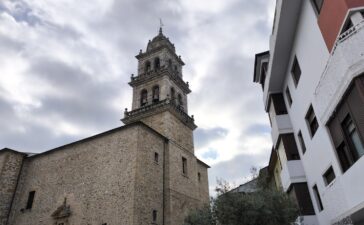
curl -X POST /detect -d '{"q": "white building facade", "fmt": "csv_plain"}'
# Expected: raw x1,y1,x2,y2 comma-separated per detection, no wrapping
254,1,364,225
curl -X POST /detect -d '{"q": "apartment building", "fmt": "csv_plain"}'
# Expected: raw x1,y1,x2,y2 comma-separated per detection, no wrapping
254,1,364,225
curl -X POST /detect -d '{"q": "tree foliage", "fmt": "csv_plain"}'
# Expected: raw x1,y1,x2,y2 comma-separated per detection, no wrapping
184,177,299,225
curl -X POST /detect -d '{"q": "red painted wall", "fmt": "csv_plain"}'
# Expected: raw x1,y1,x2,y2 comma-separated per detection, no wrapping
318,0,364,51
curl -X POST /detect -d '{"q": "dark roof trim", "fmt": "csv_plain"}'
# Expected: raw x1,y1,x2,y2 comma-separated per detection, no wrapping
197,158,210,168
253,50,269,82
28,121,168,159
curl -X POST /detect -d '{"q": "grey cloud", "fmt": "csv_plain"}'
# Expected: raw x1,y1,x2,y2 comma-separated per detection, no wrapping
0,0,275,191
243,123,270,136
30,58,125,129
195,127,228,148
208,152,269,190
1,0,42,26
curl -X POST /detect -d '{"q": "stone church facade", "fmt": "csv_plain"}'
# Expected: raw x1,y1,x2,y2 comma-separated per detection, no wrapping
0,28,210,225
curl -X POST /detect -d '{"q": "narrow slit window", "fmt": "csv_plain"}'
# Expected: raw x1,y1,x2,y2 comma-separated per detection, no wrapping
198,172,201,182
26,191,35,209
291,56,301,87
154,152,159,163
285,86,293,107
153,210,157,222
313,185,324,211
182,157,187,175
298,131,306,154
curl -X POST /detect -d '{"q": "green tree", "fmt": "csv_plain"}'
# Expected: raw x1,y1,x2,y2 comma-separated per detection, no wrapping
184,177,298,225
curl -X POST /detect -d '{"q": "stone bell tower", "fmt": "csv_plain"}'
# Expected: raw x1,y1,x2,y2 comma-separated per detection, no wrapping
122,27,197,152
122,28,209,225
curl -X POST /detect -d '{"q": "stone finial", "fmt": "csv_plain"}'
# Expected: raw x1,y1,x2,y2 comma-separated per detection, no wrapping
131,74,134,80
191,115,194,120
159,27,163,35
186,82,189,86
139,49,142,54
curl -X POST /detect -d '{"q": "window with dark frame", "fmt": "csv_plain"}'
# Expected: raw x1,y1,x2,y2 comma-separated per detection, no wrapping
152,86,160,103
285,86,293,107
154,152,159,163
271,93,287,115
291,56,301,87
26,191,35,209
145,61,151,72
328,75,364,173
336,143,353,172
342,115,364,159
306,105,319,138
323,166,336,186
312,185,324,211
312,0,324,14
298,131,306,154
152,210,157,222
182,157,187,175
140,89,148,107
154,57,160,70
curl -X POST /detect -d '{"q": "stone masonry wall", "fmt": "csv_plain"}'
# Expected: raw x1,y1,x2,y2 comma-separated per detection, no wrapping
0,151,24,225
133,126,165,225
142,111,194,153
7,125,140,225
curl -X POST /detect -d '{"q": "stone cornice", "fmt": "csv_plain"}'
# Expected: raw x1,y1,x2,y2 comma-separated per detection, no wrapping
122,99,197,130
129,67,191,94
135,45,185,65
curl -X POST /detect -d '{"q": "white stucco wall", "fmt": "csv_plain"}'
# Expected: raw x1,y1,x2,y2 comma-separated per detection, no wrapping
274,1,364,225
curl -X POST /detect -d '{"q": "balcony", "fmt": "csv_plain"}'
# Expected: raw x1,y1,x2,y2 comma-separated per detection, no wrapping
271,114,293,147
280,160,306,192
314,19,364,125
269,93,293,146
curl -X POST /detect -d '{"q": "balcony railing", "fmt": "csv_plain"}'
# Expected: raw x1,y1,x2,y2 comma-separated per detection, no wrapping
314,18,364,124
123,99,196,130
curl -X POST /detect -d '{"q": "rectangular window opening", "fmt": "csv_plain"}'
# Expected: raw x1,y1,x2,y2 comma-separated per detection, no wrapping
298,131,306,154
323,166,336,186
182,157,187,175
198,172,201,182
153,210,157,222
313,185,324,211
26,191,35,209
291,56,301,87
285,86,293,107
342,115,364,160
154,152,159,163
305,105,319,138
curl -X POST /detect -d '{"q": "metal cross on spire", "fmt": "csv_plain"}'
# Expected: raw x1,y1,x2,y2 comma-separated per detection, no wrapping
159,18,164,34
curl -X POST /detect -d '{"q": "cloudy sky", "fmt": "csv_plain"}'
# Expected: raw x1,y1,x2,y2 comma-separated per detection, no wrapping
0,0,275,194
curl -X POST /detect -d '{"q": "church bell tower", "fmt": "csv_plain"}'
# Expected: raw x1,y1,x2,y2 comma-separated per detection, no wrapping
122,27,197,152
